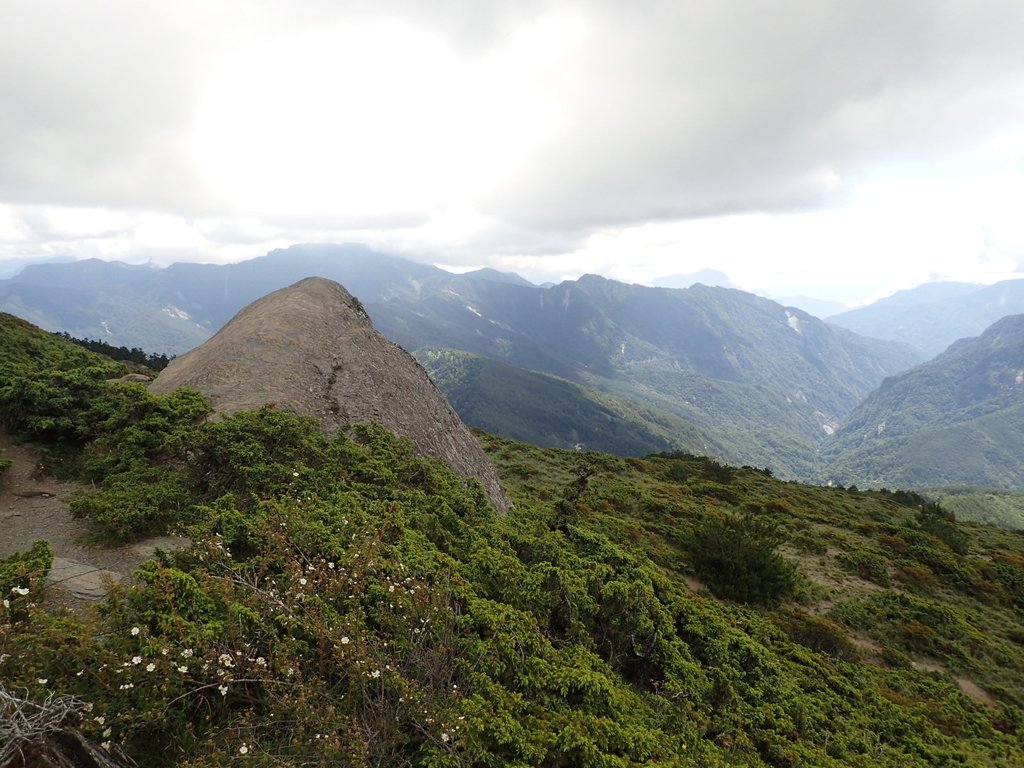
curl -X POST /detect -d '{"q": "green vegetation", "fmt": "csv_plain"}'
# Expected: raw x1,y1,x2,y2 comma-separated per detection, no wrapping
824,314,1024,489
2,313,1024,766
924,486,1024,531
58,331,172,370
418,348,717,457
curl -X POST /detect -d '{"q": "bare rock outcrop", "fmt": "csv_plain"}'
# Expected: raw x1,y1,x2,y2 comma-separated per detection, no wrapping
149,277,509,512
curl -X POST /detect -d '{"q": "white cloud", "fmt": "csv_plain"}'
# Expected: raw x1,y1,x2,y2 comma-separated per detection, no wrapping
1,1,1023,303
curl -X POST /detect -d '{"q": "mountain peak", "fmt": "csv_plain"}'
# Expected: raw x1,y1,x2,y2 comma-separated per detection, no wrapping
149,277,509,512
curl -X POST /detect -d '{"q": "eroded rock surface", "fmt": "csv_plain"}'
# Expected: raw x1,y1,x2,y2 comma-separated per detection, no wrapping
149,277,509,512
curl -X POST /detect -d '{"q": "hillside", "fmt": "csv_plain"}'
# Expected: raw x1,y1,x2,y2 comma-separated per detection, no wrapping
823,314,1024,489
416,348,723,457
0,245,920,481
828,278,1024,357
2,313,1024,766
373,272,919,477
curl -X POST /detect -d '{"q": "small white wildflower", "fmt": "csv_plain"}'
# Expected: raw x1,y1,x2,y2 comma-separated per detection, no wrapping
340,636,350,645
94,716,105,725
177,665,188,673
101,741,111,751
131,656,142,665
181,648,193,658
328,562,335,569
369,669,381,679
441,732,450,743
161,647,169,656
146,662,156,672
102,727,112,738
37,678,48,685
292,471,299,477
130,626,140,636
218,684,228,696
11,587,29,596
239,744,249,755
218,653,234,667
299,577,307,586
255,657,266,667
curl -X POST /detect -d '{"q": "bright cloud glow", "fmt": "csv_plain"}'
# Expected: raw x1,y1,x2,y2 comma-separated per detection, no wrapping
2,1,1024,306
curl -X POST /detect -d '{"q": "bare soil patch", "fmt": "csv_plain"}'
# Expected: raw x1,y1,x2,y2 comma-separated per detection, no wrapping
1,430,186,604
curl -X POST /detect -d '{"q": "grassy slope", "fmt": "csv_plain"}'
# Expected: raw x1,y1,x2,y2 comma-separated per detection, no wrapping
1,313,1023,767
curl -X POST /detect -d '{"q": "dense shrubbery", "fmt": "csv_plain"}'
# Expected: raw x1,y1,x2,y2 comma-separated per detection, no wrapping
2,315,1024,766
686,513,798,606
58,331,172,370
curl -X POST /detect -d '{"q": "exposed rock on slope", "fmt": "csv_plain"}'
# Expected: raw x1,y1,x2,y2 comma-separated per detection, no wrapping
149,277,509,512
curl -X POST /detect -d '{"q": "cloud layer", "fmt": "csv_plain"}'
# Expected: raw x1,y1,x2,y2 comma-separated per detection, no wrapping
2,0,1023,300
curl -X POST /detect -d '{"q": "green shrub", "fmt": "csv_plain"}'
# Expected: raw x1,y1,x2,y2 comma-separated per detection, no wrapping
0,541,53,621
838,550,891,586
686,512,798,606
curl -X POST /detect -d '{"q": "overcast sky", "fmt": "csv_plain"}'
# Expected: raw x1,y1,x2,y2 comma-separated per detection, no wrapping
2,0,1022,305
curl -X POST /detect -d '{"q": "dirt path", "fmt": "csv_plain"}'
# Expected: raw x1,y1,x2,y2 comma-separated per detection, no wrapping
0,430,187,603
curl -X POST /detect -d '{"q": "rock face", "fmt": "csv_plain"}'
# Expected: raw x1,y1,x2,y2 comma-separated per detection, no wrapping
149,277,509,512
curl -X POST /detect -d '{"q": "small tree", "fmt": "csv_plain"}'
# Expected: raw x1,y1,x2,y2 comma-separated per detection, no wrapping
687,512,798,606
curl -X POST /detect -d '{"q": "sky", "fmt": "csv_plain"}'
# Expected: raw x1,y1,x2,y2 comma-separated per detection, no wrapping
1,0,1023,306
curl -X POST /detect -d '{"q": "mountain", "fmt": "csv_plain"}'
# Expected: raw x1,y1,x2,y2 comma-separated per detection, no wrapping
773,295,848,319
416,348,724,457
377,273,920,476
828,278,1024,357
148,277,508,512
824,313,1024,489
1,245,920,478
650,268,736,289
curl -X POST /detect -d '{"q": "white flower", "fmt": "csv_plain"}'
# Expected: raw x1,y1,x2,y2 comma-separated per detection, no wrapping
130,626,140,636
101,742,111,751
441,732,450,743
181,648,193,658
131,656,142,665
94,716,105,725
292,471,299,477
102,727,112,738
328,562,335,569
177,665,188,673
239,744,249,755
37,678,48,685
369,669,381,679
161,647,169,656
340,636,350,645
218,684,228,696
11,587,29,596
299,578,307,586
146,663,156,672
218,653,234,667
255,657,266,667
2,599,8,608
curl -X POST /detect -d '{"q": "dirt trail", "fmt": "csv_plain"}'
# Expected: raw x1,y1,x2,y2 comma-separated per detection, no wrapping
0,430,186,603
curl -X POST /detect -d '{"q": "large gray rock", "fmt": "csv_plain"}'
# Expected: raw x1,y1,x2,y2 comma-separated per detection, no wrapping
149,277,508,512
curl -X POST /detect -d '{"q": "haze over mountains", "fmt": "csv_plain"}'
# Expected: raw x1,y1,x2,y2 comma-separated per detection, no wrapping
4,243,1024,490
826,279,1024,358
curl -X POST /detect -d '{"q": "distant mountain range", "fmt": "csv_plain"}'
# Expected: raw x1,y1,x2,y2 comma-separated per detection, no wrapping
827,279,1024,357
0,244,921,479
